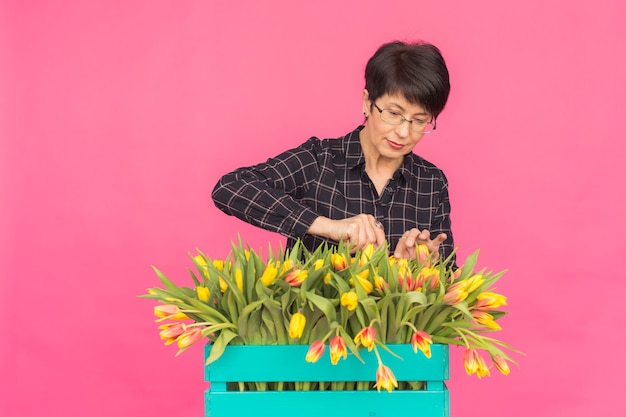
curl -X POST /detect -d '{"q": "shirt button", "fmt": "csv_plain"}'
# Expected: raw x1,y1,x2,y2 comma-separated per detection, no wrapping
385,187,393,193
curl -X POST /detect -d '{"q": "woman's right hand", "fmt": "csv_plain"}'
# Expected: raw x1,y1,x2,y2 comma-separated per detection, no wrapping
307,214,386,251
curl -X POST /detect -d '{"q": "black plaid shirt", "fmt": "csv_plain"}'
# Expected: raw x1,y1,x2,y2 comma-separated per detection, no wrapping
212,126,455,262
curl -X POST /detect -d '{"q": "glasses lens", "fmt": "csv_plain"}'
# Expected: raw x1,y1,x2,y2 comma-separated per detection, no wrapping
379,108,435,133
380,109,403,125
413,121,435,134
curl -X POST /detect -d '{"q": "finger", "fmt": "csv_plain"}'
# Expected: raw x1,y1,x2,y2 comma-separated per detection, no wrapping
393,232,410,258
404,228,421,247
372,219,386,247
417,229,431,242
434,233,447,245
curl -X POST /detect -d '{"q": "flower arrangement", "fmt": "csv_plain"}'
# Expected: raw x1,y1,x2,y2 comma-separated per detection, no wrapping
141,239,518,392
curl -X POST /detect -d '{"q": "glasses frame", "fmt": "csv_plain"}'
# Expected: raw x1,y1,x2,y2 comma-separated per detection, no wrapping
372,102,437,134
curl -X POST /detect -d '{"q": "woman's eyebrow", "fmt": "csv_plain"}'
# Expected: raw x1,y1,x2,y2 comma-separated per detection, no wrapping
386,102,429,117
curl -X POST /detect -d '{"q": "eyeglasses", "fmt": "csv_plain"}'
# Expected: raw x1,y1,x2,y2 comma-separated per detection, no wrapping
373,103,436,134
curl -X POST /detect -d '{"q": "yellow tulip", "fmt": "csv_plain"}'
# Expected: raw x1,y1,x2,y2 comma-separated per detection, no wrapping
196,286,210,302
218,277,228,293
465,274,485,293
194,255,207,267
212,259,224,271
359,243,375,266
340,291,358,311
350,270,373,294
235,268,243,292
260,261,278,286
289,312,306,338
313,259,325,270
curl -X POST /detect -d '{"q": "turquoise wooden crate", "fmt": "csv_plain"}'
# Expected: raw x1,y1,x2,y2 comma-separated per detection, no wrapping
204,344,449,417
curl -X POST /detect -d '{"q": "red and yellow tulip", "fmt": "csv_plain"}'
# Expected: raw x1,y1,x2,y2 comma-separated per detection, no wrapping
285,269,308,287
305,340,326,363
475,291,507,310
154,304,188,322
375,364,398,392
354,326,376,351
329,336,348,365
410,330,433,358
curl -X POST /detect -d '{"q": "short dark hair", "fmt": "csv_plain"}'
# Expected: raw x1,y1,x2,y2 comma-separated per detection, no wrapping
364,41,450,119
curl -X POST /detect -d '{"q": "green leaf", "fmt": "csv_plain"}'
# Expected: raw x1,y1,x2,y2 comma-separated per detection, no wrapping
305,292,337,323
205,329,239,365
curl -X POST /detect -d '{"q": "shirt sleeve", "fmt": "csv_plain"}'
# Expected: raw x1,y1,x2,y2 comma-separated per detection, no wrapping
431,170,456,266
211,137,322,238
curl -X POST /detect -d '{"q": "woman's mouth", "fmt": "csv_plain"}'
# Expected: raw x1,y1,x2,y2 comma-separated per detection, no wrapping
386,139,404,150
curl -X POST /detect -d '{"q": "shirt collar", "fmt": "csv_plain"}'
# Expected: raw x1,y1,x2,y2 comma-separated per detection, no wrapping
344,125,414,182
344,126,365,169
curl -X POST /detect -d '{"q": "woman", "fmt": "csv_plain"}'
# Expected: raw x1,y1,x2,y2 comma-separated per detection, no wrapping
212,41,454,262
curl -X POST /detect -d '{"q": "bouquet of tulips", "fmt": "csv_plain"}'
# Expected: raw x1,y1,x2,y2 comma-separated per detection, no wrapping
141,239,518,392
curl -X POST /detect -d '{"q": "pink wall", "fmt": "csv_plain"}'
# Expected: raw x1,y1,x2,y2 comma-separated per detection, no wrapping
2,1,625,416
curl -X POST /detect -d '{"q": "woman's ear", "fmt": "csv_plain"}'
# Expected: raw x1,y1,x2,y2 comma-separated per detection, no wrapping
362,89,370,117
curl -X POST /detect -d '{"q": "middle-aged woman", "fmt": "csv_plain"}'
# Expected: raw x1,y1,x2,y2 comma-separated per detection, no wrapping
212,40,454,263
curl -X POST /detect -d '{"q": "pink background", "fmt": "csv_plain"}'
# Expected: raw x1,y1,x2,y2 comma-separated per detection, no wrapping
2,1,625,416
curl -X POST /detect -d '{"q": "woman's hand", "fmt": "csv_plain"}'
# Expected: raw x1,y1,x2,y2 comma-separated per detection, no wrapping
393,229,447,260
307,214,386,251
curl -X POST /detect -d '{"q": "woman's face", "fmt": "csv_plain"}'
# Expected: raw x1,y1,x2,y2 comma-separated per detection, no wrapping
360,91,431,162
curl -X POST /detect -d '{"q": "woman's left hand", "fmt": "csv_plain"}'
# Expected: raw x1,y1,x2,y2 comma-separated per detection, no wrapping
392,229,447,260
